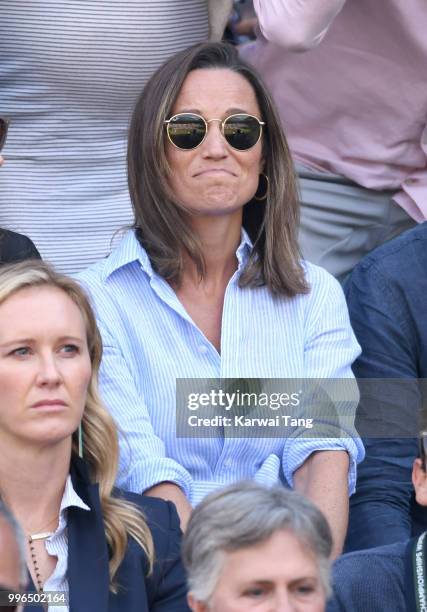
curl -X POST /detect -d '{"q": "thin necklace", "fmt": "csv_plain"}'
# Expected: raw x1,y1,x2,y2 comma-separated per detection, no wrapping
27,515,58,592
27,513,58,541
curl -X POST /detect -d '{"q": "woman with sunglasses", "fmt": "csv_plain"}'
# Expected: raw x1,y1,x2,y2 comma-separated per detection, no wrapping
0,261,190,612
78,42,364,556
0,119,40,265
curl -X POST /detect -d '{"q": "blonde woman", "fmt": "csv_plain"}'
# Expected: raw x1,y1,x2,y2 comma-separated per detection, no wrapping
0,260,189,612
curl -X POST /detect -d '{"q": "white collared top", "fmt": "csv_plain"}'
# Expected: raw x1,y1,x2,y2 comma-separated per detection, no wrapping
41,475,90,612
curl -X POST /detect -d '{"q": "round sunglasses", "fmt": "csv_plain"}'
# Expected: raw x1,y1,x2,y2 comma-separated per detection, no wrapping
0,118,9,152
164,113,265,151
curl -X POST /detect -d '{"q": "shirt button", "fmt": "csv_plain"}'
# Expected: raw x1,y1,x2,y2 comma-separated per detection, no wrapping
224,459,232,468
198,345,209,354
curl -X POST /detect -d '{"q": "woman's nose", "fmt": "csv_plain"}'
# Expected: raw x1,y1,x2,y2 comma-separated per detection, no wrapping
35,355,62,387
201,120,228,158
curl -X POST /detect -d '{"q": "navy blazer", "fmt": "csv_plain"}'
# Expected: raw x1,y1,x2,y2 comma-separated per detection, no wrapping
25,458,190,612
327,540,407,611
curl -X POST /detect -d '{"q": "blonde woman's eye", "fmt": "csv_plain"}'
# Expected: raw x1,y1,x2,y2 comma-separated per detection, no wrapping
9,346,31,357
60,344,79,355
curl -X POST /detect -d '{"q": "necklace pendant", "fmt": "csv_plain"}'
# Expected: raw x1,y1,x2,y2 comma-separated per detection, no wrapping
28,531,52,542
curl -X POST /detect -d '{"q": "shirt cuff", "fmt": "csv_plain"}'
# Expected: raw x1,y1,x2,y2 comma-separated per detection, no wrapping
283,436,365,495
117,457,193,498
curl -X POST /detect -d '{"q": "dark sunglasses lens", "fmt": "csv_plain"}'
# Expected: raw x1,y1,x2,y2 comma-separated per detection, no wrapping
167,114,206,150
0,119,8,151
224,114,261,150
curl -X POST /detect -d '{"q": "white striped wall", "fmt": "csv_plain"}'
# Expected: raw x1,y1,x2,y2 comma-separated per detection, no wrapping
0,1,209,272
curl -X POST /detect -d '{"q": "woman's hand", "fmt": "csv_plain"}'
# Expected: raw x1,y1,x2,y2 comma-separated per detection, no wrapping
144,481,192,531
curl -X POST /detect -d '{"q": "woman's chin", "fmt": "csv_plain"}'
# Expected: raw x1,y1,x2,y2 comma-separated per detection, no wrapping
186,194,248,217
15,421,78,449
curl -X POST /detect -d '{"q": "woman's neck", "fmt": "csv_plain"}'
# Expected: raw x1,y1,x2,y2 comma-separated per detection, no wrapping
0,438,71,535
183,212,242,287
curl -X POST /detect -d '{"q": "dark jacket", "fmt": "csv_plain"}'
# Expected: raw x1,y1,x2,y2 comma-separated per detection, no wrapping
327,540,407,612
25,458,190,612
344,222,427,551
0,229,40,264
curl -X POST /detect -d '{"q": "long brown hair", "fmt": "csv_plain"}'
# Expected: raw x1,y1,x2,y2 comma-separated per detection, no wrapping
0,260,154,590
128,42,309,297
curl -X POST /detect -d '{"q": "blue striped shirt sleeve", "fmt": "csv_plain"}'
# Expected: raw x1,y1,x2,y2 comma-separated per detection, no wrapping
283,271,364,493
97,320,194,496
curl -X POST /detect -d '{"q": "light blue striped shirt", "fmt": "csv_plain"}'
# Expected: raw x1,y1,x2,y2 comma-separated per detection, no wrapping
78,230,364,505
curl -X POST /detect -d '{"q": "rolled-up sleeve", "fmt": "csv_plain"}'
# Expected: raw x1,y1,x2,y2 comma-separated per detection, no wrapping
97,322,194,496
282,269,364,493
76,267,195,498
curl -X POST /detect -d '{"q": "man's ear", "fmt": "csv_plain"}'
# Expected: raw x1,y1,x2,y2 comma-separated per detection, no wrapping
187,592,207,612
412,459,427,506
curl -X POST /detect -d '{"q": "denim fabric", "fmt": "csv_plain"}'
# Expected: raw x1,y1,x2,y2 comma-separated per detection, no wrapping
344,222,427,551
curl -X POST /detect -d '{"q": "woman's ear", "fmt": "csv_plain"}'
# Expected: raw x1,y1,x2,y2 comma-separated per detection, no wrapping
413,458,427,506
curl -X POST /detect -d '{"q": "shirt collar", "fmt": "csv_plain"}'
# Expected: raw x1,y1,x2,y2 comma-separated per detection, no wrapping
101,230,153,282
102,228,253,282
236,227,252,270
60,474,91,515
46,474,90,542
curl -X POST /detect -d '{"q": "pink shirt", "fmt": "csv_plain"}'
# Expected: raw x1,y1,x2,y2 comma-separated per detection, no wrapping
241,0,427,221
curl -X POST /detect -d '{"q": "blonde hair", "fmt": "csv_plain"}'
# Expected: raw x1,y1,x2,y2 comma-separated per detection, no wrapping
0,260,154,589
